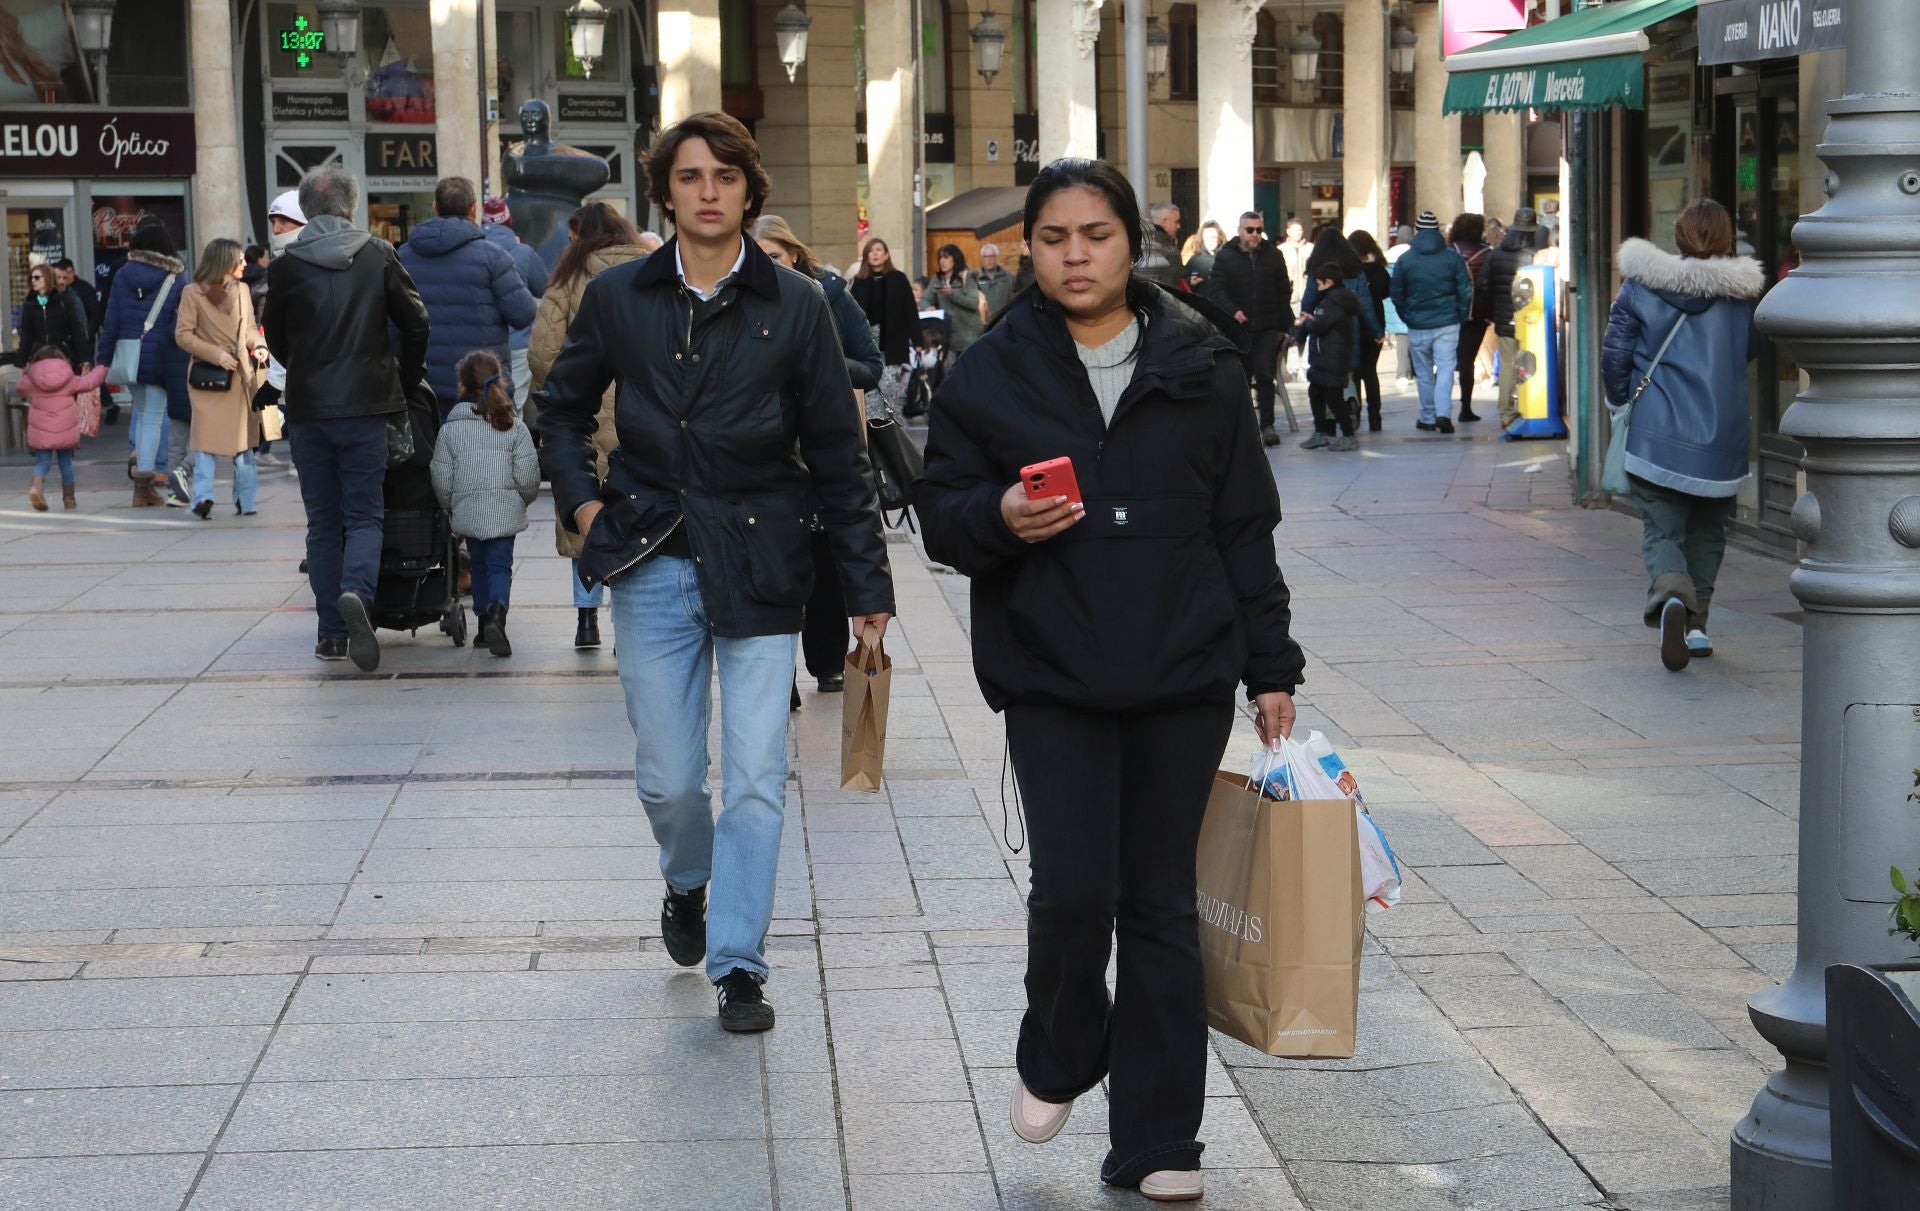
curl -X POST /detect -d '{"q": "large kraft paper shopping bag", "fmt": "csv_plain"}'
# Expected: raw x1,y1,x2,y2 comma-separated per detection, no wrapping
839,626,892,792
1196,771,1365,1057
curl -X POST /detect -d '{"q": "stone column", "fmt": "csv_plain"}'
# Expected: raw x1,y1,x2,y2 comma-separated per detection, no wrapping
1411,0,1461,223
1342,0,1388,234
431,0,484,191
1037,0,1102,161
754,0,861,269
659,0,723,127
482,0,502,198
1482,111,1524,225
950,0,1017,194
190,0,243,243
865,0,917,270
1197,0,1260,229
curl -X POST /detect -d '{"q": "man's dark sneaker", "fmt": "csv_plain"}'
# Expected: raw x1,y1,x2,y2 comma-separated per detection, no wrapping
661,885,708,967
314,636,348,661
1458,408,1482,422
716,968,776,1033
790,680,802,712
484,604,512,658
1259,425,1281,448
337,591,381,672
1416,420,1438,432
817,674,845,693
574,608,601,649
1436,417,1456,435
1659,597,1691,672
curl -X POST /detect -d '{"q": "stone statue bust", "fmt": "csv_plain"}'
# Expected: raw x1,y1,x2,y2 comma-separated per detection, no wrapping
502,99,613,268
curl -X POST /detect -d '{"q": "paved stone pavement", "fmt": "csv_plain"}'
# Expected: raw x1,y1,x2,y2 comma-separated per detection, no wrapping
0,386,1800,1210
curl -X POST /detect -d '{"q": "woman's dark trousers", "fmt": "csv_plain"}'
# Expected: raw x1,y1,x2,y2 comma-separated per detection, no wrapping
1352,337,1383,429
800,529,849,679
1628,475,1736,630
1006,700,1235,1188
1457,319,1491,413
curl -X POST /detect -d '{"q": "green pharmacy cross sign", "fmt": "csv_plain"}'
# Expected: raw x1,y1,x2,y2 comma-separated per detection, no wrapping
279,14,326,71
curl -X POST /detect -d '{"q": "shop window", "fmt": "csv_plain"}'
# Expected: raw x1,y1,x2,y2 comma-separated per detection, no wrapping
1167,4,1197,103
0,0,188,106
92,193,189,285
555,9,626,82
266,3,346,83
1255,9,1342,107
720,0,755,89
923,0,950,114
495,9,540,117
364,7,436,124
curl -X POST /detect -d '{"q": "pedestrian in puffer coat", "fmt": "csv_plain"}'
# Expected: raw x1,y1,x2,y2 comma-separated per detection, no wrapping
431,350,540,658
480,197,550,412
1601,200,1763,672
19,349,107,511
1299,271,1362,450
398,178,539,414
14,266,91,370
95,230,191,502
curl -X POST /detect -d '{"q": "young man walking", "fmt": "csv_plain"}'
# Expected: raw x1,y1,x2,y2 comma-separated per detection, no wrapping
1390,210,1474,434
533,112,894,1032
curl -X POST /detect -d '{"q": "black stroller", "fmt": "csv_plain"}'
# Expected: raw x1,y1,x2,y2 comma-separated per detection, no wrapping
371,382,469,647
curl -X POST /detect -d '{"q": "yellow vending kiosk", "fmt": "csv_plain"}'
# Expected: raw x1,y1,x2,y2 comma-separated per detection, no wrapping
1505,264,1566,440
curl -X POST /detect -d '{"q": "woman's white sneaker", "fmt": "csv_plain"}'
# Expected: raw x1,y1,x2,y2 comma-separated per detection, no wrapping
1009,1080,1072,1144
1140,1170,1204,1201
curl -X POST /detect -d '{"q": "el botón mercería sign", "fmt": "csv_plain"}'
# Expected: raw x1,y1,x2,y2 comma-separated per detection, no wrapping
0,111,197,177
1443,53,1643,115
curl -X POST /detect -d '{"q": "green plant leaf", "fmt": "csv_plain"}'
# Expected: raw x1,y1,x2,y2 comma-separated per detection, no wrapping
1896,866,1910,894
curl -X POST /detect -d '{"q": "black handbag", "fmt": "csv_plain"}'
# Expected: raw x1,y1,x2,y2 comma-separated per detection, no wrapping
188,360,233,391
865,408,924,527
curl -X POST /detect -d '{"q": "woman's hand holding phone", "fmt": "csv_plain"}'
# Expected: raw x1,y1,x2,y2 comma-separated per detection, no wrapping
1000,483,1082,543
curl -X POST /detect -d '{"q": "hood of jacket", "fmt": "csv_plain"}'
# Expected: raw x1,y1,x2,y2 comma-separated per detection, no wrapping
444,400,494,427
127,248,185,276
481,224,521,254
287,213,373,270
582,244,650,280
1408,228,1447,257
22,358,79,393
406,217,487,259
1617,238,1765,316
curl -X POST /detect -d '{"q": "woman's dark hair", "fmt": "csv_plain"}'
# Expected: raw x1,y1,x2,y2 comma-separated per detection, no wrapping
457,350,516,433
642,111,773,230
1305,228,1361,281
129,218,177,258
1021,158,1143,262
935,243,968,278
1447,212,1487,247
1348,229,1385,263
244,244,268,264
856,237,895,280
550,201,644,292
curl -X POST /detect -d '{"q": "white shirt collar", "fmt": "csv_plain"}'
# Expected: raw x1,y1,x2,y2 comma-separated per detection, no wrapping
675,237,747,302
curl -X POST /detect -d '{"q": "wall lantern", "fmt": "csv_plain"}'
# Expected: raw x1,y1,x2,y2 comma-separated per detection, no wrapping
317,0,363,62
1288,23,1322,86
69,0,116,60
1146,16,1170,86
774,3,813,83
970,9,1008,86
1391,21,1417,79
564,0,609,78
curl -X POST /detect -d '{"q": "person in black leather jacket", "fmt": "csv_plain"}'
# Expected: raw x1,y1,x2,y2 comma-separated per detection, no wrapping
262,165,430,671
917,157,1302,1205
533,113,893,1034
1203,212,1293,445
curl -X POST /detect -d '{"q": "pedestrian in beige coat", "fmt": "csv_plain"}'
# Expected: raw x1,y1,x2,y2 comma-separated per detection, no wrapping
528,201,651,650
174,239,269,519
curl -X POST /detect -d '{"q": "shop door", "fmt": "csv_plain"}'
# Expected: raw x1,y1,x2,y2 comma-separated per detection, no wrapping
1,193,76,356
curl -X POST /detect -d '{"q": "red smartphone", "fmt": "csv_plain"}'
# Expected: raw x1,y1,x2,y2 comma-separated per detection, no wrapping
1020,457,1083,508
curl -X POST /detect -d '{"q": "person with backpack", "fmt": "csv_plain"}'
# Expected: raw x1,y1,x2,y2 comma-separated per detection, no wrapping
432,350,541,658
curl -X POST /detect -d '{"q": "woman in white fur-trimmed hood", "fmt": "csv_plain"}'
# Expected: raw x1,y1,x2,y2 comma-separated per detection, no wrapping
1601,198,1764,672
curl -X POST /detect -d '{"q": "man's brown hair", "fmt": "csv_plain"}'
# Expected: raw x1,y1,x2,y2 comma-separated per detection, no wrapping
1673,198,1735,259
435,176,477,219
642,112,772,230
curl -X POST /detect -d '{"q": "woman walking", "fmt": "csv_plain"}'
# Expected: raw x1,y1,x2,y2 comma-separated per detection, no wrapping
752,214,885,703
527,202,651,650
849,237,919,413
1448,213,1492,422
96,220,189,508
1603,199,1763,671
14,264,92,371
1348,229,1392,432
918,158,1304,1204
1178,220,1227,294
174,239,269,519
921,244,985,357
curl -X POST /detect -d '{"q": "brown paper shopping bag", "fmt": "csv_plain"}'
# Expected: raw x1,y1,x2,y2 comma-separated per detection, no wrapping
839,625,892,792
1196,771,1365,1057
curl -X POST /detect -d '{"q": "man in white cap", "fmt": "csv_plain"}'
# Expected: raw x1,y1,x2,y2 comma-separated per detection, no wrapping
268,190,307,255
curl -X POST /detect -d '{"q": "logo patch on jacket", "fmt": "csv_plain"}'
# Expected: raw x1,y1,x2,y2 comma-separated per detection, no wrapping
1113,505,1130,526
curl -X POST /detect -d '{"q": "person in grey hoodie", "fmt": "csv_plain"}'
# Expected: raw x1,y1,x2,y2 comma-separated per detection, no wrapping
479,196,550,414
397,176,539,416
431,350,541,658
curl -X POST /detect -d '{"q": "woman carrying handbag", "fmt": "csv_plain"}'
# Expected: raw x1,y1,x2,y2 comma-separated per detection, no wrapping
174,239,269,520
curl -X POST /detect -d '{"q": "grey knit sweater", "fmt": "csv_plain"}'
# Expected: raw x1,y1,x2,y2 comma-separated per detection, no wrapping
1074,321,1141,426
429,403,540,539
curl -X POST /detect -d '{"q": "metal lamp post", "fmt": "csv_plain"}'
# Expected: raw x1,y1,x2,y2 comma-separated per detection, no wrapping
969,9,1008,86
1124,0,1148,212
1288,22,1322,97
69,0,114,104
1730,0,1920,1206
774,2,812,84
564,0,609,79
317,0,362,81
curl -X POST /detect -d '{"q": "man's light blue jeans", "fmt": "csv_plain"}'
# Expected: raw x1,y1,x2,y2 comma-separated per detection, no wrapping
1408,326,1460,425
610,554,797,983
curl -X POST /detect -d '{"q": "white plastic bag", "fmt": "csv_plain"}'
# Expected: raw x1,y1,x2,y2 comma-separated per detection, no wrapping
1251,734,1402,912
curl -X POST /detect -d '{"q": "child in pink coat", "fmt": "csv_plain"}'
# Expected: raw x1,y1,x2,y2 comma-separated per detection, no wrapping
19,346,108,511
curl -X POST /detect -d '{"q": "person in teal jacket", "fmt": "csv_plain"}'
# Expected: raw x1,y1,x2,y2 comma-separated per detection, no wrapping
1388,211,1473,432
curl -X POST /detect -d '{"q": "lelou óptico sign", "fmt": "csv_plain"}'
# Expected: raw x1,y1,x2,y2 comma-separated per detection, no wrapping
0,111,197,177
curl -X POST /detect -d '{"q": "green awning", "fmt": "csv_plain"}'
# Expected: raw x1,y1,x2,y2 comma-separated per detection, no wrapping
1443,0,1695,115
